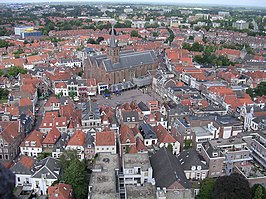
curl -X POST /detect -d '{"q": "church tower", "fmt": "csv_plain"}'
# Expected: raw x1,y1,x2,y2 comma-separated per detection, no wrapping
107,26,120,63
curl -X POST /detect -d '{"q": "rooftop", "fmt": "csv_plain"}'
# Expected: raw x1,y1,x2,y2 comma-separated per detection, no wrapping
89,153,119,199
126,184,156,199
124,153,151,170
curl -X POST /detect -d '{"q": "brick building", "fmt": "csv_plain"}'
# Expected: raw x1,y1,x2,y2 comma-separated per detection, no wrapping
84,27,159,85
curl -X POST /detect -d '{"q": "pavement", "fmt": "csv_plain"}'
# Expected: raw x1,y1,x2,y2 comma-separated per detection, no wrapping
94,88,155,107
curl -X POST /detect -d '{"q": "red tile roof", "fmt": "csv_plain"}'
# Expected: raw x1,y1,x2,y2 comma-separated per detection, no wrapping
18,156,35,170
119,125,136,145
48,183,73,199
67,130,86,146
20,130,44,148
43,127,61,144
153,124,176,144
96,131,115,146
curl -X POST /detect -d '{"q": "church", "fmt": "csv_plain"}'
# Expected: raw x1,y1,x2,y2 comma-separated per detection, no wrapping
84,27,159,85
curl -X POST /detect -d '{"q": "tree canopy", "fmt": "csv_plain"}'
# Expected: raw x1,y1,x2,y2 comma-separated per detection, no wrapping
196,178,215,199
63,157,88,199
212,173,251,199
130,30,139,37
251,184,266,199
7,66,27,77
0,88,9,100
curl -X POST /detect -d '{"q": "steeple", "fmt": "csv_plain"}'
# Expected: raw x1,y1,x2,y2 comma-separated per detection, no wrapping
107,26,120,63
110,25,116,48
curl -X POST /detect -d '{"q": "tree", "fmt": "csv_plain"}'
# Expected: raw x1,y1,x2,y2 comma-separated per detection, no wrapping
88,38,96,44
251,184,266,199
196,178,215,199
60,150,78,171
254,82,266,97
212,173,251,199
167,143,173,153
184,139,192,149
253,186,263,199
0,88,9,100
96,36,104,44
130,30,139,37
7,66,27,77
63,159,88,199
0,70,3,77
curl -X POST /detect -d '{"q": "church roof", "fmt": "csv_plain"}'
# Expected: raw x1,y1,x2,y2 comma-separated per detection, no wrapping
102,50,156,72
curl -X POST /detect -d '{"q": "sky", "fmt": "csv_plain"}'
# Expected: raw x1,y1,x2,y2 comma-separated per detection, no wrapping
1,0,266,7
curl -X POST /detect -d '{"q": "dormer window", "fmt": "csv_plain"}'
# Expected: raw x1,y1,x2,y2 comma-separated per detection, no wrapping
62,122,65,125
56,122,59,126
132,117,135,122
31,141,36,147
191,166,196,171
44,123,46,127
49,123,52,126
25,141,30,146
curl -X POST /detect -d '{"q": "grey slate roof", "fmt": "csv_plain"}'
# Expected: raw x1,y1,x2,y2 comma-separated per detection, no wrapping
138,101,149,111
82,102,101,120
103,50,156,72
139,122,157,139
150,147,191,189
10,161,33,175
122,111,140,123
31,157,60,180
177,148,208,171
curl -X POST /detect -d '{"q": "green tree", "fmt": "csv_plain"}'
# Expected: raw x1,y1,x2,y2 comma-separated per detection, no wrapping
196,178,215,199
88,38,96,44
63,159,88,199
251,184,266,199
184,139,192,149
60,150,78,171
7,66,27,77
0,70,3,77
0,40,13,48
0,88,9,100
130,30,139,37
254,82,266,97
167,143,173,153
253,185,263,199
212,173,251,199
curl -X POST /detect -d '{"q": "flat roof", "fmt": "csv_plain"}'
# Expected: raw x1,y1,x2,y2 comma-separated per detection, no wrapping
89,153,119,199
124,153,151,170
126,184,156,199
191,126,213,137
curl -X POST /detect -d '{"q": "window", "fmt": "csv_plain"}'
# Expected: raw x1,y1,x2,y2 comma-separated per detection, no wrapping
0,155,2,159
5,155,8,160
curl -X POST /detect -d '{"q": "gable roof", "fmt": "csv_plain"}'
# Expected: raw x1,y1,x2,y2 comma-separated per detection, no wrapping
67,130,86,146
177,148,208,171
150,147,191,189
0,121,20,144
48,183,73,199
96,131,115,146
43,127,61,144
153,124,176,144
31,157,60,179
119,124,136,145
10,156,35,175
20,130,44,148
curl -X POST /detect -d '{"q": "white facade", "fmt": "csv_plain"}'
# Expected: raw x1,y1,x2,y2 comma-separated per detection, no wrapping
20,145,43,157
158,141,180,155
95,145,116,154
31,177,56,195
143,138,158,146
15,173,32,187
184,166,208,180
55,86,68,96
14,26,34,35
